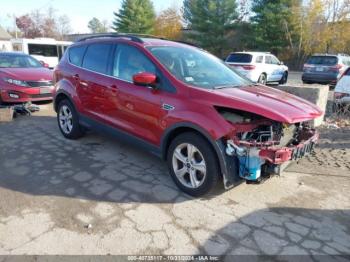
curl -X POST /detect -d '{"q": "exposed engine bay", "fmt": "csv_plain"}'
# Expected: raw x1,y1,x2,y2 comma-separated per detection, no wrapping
218,107,319,182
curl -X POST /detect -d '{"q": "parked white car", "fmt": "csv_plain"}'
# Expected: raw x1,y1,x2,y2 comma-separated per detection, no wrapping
334,67,350,106
225,52,289,85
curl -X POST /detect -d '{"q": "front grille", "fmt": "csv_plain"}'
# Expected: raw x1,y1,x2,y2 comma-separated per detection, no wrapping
26,81,53,87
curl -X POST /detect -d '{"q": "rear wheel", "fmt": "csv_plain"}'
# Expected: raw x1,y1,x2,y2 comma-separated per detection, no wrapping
57,99,85,139
167,132,220,197
258,73,267,85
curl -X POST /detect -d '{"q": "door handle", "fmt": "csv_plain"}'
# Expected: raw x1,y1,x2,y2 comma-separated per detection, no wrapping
110,85,119,96
73,74,80,81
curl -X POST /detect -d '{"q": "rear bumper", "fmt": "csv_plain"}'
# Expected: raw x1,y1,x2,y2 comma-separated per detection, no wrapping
302,73,338,85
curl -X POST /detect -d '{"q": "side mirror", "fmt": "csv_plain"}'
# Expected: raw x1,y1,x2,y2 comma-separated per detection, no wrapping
133,72,157,88
279,61,284,65
40,60,49,68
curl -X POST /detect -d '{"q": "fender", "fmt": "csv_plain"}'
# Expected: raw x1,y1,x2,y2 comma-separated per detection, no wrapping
54,79,83,113
161,122,241,189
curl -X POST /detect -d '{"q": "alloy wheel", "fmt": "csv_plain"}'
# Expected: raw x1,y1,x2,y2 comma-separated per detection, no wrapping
59,105,73,134
172,143,207,189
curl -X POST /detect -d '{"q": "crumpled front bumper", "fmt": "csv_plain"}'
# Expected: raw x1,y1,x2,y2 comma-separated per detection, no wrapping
259,130,319,164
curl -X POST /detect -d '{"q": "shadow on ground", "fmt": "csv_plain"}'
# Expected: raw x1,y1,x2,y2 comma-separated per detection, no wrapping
199,207,350,260
0,115,226,205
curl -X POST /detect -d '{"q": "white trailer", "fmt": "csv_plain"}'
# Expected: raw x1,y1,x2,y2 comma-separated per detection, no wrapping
11,38,72,68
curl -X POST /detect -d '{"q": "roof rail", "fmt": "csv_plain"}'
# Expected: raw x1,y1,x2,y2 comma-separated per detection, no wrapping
76,33,144,43
76,33,168,43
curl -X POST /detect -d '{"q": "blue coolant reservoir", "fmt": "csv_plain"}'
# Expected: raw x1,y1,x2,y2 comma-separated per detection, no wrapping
238,148,265,181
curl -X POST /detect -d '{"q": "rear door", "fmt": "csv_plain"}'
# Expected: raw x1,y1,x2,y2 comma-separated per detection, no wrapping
78,43,115,121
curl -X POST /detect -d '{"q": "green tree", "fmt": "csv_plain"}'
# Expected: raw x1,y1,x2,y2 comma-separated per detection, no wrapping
88,17,109,33
183,0,238,57
251,0,297,56
113,0,156,34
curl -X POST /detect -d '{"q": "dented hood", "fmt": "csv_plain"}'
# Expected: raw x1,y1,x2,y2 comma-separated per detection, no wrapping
208,85,323,124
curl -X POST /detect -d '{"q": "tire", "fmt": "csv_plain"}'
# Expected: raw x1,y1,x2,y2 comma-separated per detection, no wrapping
167,132,220,197
258,73,267,85
57,99,85,140
302,80,312,85
279,71,288,85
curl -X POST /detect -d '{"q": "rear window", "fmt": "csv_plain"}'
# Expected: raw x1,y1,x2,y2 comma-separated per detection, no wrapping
307,56,338,66
69,45,87,67
82,44,112,74
226,53,252,63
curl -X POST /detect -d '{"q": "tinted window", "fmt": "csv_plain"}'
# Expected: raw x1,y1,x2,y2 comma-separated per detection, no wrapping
148,46,252,89
256,56,263,63
28,44,58,57
69,45,87,66
82,44,112,74
113,44,156,82
307,56,338,65
0,54,42,68
226,53,252,63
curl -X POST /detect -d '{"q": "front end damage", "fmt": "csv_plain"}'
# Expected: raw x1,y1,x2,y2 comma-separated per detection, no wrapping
218,108,319,184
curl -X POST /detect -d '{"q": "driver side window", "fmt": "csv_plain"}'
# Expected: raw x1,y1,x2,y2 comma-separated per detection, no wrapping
113,44,156,82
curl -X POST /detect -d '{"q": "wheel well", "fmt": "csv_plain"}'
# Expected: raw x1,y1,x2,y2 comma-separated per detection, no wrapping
162,126,224,178
54,93,70,112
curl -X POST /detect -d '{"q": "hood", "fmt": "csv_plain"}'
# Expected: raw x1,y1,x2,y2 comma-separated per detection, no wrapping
0,67,53,81
199,85,323,124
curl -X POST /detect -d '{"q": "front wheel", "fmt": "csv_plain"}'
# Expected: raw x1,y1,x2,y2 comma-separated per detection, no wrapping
167,132,220,197
57,99,85,140
279,71,288,85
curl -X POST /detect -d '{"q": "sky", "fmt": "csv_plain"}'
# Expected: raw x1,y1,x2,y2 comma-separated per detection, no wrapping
0,0,180,34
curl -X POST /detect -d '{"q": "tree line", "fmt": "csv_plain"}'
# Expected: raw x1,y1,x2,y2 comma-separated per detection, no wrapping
111,0,350,69
10,0,350,69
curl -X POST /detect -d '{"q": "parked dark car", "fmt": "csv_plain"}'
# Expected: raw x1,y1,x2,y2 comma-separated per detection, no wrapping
53,34,322,196
0,52,54,104
302,54,350,86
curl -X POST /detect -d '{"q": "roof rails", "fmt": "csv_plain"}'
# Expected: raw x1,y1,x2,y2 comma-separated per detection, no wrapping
76,33,168,43
76,33,144,43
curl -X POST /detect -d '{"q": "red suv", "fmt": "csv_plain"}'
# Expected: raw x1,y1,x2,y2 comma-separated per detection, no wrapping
53,34,322,196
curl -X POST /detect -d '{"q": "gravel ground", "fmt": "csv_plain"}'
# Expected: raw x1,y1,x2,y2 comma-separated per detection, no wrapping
0,102,349,259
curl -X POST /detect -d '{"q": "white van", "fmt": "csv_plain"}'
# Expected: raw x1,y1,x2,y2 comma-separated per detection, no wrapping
11,38,72,68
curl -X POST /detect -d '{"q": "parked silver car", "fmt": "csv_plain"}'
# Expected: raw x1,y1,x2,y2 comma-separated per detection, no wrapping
334,67,350,108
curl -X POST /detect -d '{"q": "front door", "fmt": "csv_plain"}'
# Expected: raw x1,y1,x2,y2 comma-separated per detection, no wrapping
108,44,169,145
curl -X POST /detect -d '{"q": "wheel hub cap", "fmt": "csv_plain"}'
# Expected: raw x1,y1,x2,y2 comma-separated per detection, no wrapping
59,105,73,134
172,143,207,189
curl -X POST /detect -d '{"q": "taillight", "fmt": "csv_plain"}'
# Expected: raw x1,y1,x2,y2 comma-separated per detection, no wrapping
330,64,343,72
334,92,349,99
242,65,256,70
303,64,311,71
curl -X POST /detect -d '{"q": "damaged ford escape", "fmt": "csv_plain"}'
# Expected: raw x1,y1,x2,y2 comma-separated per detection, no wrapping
53,34,322,197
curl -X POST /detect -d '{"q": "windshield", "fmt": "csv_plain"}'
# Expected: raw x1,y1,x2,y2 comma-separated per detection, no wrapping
0,54,43,68
147,46,252,89
307,56,338,66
